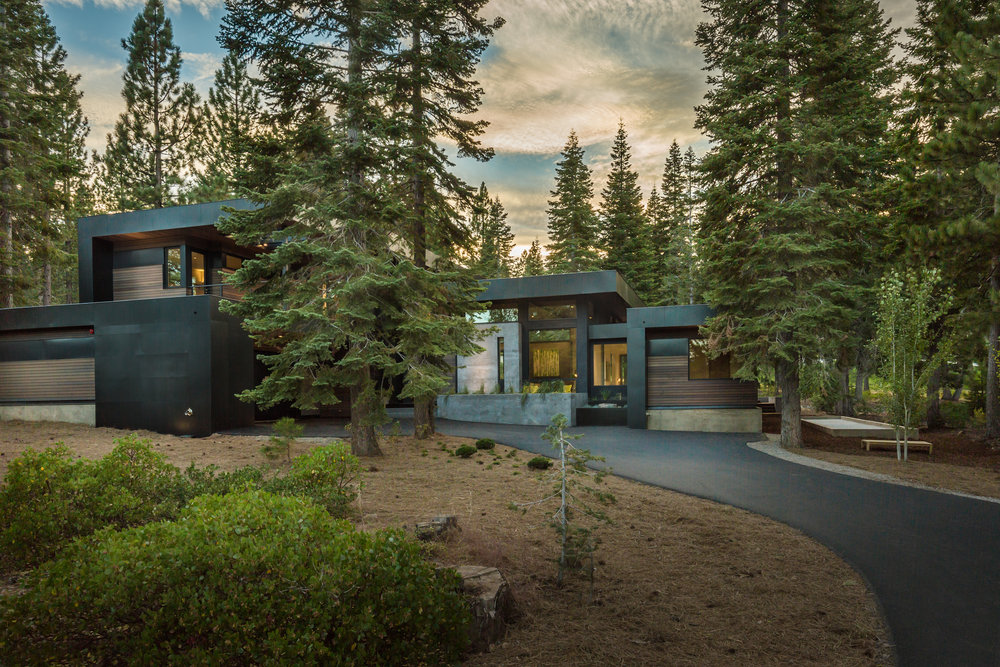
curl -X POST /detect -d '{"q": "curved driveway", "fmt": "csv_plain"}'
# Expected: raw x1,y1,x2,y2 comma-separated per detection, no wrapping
435,420,1000,666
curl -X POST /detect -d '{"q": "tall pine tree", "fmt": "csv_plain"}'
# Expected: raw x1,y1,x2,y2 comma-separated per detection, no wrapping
467,182,515,278
187,51,262,202
599,121,652,299
518,239,545,277
96,0,200,211
695,0,897,447
389,0,501,437
0,0,89,308
901,0,1000,439
650,140,698,305
546,130,600,273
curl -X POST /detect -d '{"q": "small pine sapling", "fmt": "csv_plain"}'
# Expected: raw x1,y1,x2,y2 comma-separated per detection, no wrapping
262,417,303,463
514,414,614,593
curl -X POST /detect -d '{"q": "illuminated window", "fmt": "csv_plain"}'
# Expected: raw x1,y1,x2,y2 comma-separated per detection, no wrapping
689,338,736,379
164,247,181,288
223,254,244,271
529,328,576,389
592,342,627,386
190,251,206,294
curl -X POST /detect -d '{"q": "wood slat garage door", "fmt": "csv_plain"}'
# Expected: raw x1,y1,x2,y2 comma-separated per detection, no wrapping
114,265,185,301
0,358,95,401
647,356,756,408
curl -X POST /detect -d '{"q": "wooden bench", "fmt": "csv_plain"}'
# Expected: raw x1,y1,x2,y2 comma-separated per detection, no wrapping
862,439,933,455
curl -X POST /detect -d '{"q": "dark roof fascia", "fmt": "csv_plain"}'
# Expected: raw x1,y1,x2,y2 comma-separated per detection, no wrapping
626,303,714,330
77,199,255,240
477,270,645,308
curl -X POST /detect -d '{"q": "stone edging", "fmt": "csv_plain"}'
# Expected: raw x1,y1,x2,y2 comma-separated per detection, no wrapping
747,434,1000,506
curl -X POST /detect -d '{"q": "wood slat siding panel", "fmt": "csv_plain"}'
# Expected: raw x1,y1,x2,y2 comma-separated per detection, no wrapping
113,265,184,301
0,358,95,401
0,327,91,341
647,356,757,408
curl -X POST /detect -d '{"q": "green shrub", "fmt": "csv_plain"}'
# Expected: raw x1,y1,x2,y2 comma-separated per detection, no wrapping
455,445,477,458
265,441,363,517
527,456,552,470
475,438,496,450
0,490,468,665
939,401,970,428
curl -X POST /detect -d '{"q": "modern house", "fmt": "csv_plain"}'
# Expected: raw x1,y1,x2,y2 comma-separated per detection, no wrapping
0,201,760,436
438,271,760,432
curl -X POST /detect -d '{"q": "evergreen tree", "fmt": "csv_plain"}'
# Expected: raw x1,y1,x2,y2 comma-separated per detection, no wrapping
96,0,200,211
220,0,496,454
187,51,262,202
546,130,600,273
467,182,515,278
599,121,652,300
0,0,89,308
901,0,1000,439
650,140,696,305
518,239,545,277
695,0,898,448
389,0,501,438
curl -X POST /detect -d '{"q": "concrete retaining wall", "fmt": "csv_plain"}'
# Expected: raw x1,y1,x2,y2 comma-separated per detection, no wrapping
437,392,588,426
647,407,761,433
0,403,96,427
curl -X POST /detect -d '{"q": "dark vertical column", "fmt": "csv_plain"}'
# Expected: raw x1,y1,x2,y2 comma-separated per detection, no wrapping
519,302,530,387
180,243,189,294
575,296,589,394
89,239,113,302
626,311,646,429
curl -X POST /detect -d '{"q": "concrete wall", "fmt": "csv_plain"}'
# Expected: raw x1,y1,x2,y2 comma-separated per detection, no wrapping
0,403,96,426
647,407,761,433
437,392,588,426
456,322,520,393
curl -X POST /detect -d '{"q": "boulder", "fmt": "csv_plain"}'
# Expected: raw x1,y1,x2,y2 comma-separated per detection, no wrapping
414,515,460,541
454,565,519,653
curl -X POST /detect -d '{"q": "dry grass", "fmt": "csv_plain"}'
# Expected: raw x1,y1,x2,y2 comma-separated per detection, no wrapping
765,418,1000,500
0,421,892,665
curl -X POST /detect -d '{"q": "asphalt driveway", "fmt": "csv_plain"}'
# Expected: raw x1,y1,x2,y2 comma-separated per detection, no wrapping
231,417,1000,666
433,421,1000,667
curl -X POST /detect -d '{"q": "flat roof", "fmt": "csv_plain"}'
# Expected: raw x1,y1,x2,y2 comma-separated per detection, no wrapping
478,270,645,308
78,199,254,239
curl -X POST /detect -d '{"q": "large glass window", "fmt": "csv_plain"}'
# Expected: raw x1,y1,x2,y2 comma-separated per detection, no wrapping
529,328,576,389
164,247,181,288
497,337,505,392
528,301,576,320
592,342,627,386
689,338,736,379
190,251,207,294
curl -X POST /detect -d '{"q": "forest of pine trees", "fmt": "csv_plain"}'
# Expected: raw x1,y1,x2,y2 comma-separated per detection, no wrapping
2,0,999,444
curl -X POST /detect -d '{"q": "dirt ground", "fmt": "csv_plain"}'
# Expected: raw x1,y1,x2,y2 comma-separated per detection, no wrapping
763,414,1000,499
0,420,892,665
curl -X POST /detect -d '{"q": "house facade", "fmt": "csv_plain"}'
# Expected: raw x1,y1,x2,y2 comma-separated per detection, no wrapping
440,271,761,433
1,202,759,436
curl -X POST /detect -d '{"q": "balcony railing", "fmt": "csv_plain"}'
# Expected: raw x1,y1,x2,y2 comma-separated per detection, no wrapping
185,283,244,301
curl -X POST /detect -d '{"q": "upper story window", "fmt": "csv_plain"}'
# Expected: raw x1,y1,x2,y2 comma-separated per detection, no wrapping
164,247,181,288
528,301,576,320
223,254,244,271
689,338,739,380
190,251,207,294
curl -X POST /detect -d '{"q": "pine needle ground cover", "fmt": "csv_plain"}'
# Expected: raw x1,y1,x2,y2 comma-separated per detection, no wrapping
0,421,890,665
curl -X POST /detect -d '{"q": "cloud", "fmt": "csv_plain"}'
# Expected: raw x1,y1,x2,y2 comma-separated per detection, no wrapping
182,51,222,88
476,0,708,158
48,0,223,19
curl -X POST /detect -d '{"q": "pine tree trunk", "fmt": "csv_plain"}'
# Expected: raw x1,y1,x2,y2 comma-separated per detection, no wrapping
43,261,51,306
414,396,435,439
926,363,944,429
835,348,853,416
776,357,803,448
986,253,1000,441
350,379,382,457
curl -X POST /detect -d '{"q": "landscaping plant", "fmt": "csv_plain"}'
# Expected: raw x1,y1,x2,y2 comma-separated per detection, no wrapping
455,444,478,458
515,414,614,589
875,268,949,460
261,416,303,462
0,490,468,665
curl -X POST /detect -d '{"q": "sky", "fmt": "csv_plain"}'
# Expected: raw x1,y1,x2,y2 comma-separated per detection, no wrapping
44,0,917,251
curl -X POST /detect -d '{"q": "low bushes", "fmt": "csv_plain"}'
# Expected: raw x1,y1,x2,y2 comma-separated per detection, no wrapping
475,438,496,450
0,490,468,665
0,436,360,573
527,456,552,470
455,445,478,458
939,401,970,428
